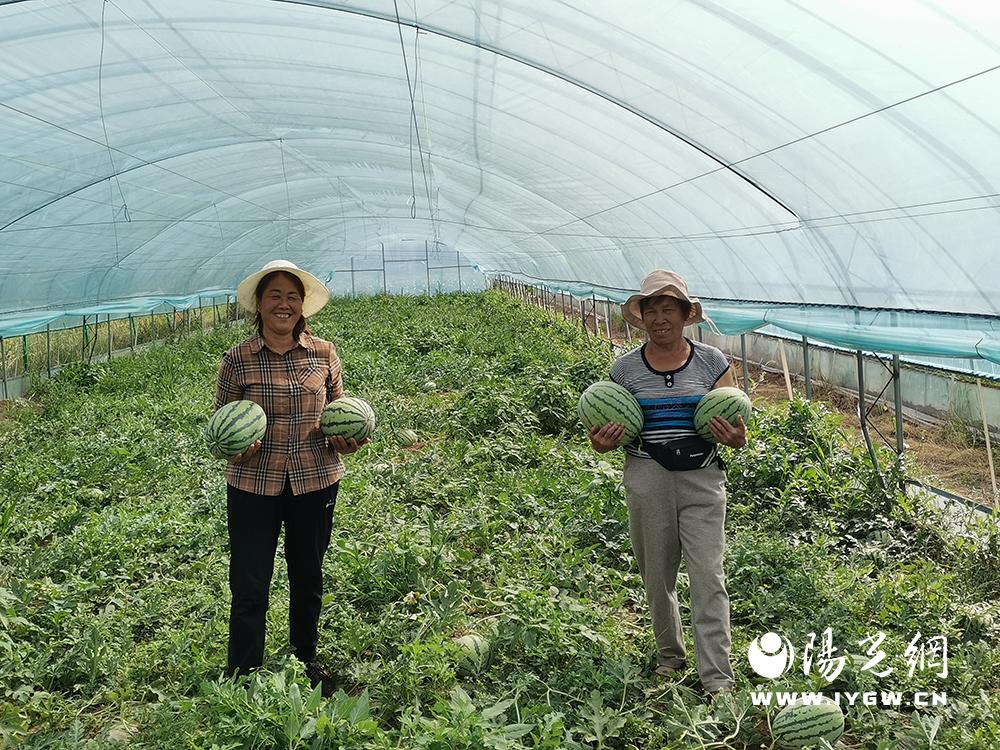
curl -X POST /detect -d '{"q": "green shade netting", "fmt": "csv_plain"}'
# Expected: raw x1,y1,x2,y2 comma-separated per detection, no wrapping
1,0,998,369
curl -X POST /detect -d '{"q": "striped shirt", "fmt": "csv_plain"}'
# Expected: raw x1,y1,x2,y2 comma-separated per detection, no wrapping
214,332,345,496
610,339,730,459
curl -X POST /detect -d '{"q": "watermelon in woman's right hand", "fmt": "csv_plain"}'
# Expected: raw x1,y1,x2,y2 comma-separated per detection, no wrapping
205,400,267,459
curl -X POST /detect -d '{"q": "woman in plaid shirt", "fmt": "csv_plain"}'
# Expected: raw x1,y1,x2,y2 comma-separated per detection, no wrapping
215,259,364,693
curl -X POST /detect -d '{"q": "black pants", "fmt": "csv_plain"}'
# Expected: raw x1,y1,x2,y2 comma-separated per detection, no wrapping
226,479,338,675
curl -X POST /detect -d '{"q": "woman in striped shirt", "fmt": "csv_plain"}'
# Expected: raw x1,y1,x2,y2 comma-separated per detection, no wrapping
589,270,746,702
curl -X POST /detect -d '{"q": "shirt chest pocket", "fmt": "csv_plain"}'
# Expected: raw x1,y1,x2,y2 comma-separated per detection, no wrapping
298,365,328,394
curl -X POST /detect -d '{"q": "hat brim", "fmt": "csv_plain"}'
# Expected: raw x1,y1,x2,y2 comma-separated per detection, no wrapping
622,285,704,330
236,264,330,318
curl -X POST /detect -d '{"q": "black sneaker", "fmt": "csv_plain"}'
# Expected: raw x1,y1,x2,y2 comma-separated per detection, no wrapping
304,661,338,697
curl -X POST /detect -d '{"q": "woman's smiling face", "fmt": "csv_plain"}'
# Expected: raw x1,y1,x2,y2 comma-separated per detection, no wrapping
257,272,304,338
641,295,690,347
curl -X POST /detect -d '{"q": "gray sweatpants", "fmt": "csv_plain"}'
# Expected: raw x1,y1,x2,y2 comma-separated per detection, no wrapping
622,454,734,692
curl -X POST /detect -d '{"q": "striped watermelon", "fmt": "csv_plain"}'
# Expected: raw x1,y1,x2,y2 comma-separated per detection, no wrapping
205,400,266,458
453,633,492,677
693,387,752,442
772,696,845,749
396,428,419,447
321,397,376,442
578,381,643,444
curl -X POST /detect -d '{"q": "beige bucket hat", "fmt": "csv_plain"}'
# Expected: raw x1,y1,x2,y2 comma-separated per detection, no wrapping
236,259,330,318
622,269,705,330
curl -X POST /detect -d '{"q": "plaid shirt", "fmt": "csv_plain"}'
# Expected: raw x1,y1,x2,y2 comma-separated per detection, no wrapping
214,332,345,496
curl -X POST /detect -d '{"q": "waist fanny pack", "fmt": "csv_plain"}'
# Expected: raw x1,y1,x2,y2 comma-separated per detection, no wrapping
642,435,719,472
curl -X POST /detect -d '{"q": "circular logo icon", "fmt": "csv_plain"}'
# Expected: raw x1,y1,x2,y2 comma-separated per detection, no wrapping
748,631,794,679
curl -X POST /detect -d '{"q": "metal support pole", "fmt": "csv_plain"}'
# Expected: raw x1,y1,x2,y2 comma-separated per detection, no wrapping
893,354,904,460
740,334,750,396
22,335,28,376
107,315,113,362
579,298,587,334
625,320,632,343
381,242,387,295
82,316,89,360
802,335,812,400
456,252,463,292
604,299,612,339
0,337,7,400
46,324,51,377
977,379,999,506
857,350,886,492
425,240,431,294
129,315,137,352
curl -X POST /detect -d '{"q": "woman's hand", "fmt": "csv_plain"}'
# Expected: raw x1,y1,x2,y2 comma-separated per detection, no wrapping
708,415,747,449
589,423,625,453
227,440,262,463
327,435,369,454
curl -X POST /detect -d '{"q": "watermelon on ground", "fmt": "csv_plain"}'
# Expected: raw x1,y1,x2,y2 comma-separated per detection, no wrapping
578,381,644,445
693,386,752,442
321,397,376,442
772,695,845,749
453,633,492,677
396,428,419,447
205,400,267,458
